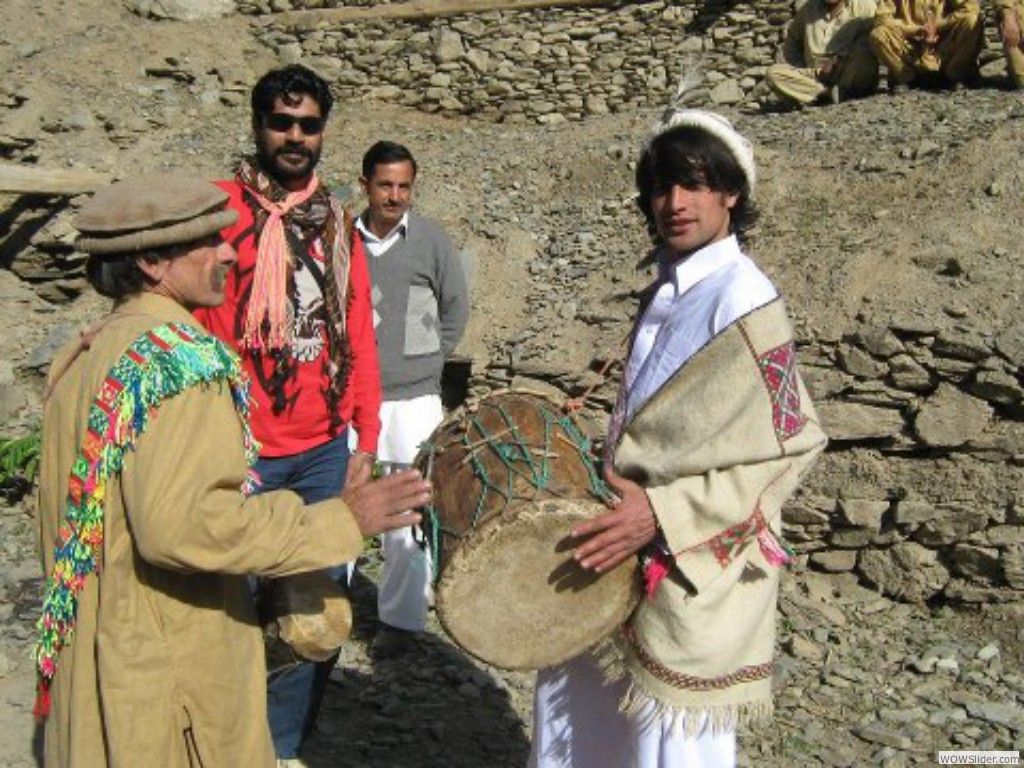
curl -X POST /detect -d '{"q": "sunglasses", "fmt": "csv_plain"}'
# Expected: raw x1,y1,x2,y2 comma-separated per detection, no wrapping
263,113,325,136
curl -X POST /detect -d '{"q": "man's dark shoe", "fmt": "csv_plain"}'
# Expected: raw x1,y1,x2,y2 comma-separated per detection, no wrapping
370,624,419,660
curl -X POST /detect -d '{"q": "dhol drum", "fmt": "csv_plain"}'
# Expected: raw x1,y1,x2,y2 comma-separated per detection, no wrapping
416,390,640,670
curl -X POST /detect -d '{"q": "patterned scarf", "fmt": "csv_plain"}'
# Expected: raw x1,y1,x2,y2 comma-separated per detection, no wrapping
34,322,258,719
235,158,352,433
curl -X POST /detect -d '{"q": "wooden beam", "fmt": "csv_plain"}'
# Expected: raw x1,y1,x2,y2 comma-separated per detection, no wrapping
0,162,109,196
258,0,617,32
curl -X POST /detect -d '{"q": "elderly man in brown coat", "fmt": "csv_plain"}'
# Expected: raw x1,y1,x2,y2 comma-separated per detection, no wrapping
35,175,430,767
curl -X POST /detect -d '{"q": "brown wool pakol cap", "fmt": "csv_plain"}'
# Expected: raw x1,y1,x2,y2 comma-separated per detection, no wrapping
75,173,238,254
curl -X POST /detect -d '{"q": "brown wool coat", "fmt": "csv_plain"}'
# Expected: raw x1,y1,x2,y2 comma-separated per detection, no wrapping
38,293,364,767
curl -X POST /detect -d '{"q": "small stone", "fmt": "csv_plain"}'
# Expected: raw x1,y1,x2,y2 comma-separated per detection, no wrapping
785,634,825,662
838,345,886,378
928,708,968,725
913,384,993,448
709,79,743,105
434,29,465,64
878,707,926,724
810,550,857,572
888,354,932,392
994,322,1024,367
965,701,1024,732
893,501,937,527
838,499,888,530
817,402,905,441
857,542,949,602
854,723,912,749
856,327,905,358
949,544,1002,581
970,370,1022,406
976,643,1000,663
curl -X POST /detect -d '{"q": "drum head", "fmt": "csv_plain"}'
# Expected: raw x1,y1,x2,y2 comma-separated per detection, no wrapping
435,498,640,670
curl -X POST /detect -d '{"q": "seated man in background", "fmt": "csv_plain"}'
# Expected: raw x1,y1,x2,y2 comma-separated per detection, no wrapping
997,0,1024,88
766,0,880,106
869,0,983,90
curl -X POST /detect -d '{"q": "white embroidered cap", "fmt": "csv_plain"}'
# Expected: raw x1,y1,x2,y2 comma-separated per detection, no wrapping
645,109,756,193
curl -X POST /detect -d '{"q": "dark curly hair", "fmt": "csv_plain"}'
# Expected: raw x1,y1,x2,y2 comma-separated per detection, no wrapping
250,64,333,128
635,125,758,246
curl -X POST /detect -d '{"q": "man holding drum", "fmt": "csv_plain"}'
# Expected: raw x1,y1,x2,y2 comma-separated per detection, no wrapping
34,175,430,767
530,111,827,767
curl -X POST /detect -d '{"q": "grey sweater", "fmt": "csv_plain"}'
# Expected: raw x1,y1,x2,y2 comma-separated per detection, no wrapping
361,211,469,400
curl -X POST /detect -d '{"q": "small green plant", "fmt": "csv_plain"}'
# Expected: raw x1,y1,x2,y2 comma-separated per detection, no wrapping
0,426,42,502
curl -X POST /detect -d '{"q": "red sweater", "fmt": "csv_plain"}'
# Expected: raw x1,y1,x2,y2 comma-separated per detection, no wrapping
195,180,381,457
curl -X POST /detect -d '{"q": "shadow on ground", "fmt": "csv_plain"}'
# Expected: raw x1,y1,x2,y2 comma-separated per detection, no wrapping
301,568,531,768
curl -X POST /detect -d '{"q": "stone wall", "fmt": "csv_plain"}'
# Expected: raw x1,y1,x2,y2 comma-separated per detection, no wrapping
248,0,1009,122
783,314,1023,604
251,0,790,120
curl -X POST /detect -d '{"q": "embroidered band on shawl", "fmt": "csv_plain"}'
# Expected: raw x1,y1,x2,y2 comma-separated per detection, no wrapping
756,340,806,442
34,322,259,719
703,506,793,569
623,623,773,691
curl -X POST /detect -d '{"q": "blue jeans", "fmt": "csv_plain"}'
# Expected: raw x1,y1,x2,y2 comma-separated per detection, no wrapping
253,433,350,759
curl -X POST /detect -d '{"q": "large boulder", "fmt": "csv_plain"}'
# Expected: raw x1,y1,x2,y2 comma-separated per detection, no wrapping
128,0,236,21
912,383,992,447
817,401,905,441
857,542,949,602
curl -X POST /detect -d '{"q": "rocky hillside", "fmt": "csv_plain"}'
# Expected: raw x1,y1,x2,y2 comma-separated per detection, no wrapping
1,0,1022,766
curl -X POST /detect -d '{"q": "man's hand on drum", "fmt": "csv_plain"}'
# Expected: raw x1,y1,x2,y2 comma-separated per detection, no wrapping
571,467,658,572
340,467,431,537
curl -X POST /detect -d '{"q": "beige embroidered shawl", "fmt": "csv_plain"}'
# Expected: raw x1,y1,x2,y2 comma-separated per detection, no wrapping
606,298,827,734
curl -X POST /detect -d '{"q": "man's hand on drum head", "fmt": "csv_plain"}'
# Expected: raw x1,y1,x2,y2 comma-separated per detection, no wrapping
340,469,431,537
570,467,658,573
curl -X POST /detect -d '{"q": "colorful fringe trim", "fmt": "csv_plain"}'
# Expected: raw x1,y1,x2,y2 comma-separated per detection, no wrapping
34,322,259,719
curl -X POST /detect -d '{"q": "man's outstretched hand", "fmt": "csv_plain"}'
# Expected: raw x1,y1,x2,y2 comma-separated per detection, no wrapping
571,466,658,573
341,467,430,537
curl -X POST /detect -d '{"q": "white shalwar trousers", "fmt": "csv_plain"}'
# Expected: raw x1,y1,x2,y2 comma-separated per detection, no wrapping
529,653,736,768
373,394,444,632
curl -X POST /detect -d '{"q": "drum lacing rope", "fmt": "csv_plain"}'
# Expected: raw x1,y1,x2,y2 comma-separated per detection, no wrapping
418,400,614,582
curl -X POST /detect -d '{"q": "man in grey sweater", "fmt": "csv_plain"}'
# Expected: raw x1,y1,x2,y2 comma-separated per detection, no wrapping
353,140,469,655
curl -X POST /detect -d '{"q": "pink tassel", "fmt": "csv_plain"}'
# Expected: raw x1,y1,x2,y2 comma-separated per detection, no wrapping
34,682,52,721
757,524,793,568
643,548,673,598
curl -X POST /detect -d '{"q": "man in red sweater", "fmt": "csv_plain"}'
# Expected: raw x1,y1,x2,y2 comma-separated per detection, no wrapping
195,64,380,766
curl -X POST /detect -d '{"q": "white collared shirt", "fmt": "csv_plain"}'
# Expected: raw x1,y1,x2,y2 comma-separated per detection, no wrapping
622,235,779,423
355,212,409,258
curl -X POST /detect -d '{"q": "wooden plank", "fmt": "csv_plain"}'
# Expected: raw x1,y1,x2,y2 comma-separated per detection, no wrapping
259,0,616,31
0,162,109,196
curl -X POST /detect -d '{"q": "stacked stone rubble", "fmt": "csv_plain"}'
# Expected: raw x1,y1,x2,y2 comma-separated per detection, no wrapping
249,0,1013,121
784,314,1023,604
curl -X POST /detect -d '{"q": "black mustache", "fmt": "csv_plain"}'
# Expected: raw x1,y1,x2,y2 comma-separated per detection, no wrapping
275,146,312,158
